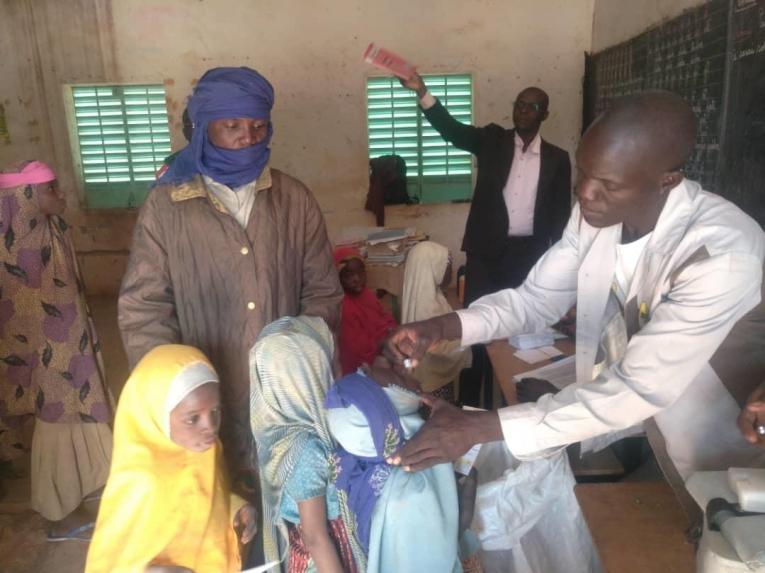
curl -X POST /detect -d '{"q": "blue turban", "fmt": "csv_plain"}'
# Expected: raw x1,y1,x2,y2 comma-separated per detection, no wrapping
159,67,274,188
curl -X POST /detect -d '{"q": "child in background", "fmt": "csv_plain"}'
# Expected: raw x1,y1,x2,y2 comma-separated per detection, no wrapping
250,316,363,573
335,247,397,375
86,345,256,573
401,241,471,404
326,359,462,573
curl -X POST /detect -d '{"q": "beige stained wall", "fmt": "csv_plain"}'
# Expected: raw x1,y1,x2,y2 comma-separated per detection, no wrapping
591,0,711,52
1,0,594,294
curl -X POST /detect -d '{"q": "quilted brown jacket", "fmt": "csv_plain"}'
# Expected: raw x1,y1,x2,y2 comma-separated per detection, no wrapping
118,167,342,477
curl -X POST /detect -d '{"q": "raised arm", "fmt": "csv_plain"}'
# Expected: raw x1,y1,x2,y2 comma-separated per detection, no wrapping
118,190,181,368
400,72,483,154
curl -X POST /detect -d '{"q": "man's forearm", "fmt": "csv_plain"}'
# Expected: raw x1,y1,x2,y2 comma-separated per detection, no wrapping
469,410,504,444
427,312,462,343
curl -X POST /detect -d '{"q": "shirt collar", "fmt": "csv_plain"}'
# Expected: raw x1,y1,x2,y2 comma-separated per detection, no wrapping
168,166,272,214
514,132,542,155
203,174,259,195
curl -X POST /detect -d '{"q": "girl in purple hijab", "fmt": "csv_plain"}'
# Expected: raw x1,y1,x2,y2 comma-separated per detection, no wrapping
326,360,462,573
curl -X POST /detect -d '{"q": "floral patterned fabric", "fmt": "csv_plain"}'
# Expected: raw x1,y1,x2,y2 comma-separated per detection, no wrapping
324,372,405,553
287,518,359,573
0,183,112,459
250,316,366,571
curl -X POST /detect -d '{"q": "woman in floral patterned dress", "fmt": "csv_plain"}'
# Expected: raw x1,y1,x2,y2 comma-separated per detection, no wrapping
0,161,113,540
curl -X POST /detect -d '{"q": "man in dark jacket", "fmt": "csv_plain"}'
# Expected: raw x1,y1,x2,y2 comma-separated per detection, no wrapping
400,73,572,406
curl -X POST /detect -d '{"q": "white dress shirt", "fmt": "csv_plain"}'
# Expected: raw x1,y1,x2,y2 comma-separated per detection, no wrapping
420,92,541,237
503,133,541,236
203,175,260,229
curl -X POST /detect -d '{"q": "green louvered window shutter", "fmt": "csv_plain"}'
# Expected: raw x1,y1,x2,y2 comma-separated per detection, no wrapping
71,84,172,208
366,74,473,203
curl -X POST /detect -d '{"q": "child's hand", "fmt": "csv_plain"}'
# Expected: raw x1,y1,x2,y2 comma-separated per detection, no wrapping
234,503,258,545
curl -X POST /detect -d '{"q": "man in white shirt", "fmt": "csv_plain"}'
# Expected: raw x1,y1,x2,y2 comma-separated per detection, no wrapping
385,92,765,505
399,73,571,407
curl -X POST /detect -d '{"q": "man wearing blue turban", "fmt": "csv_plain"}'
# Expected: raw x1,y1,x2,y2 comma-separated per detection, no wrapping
118,67,343,499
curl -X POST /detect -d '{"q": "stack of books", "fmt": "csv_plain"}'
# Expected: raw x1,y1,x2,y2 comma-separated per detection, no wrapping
366,228,410,265
336,227,428,266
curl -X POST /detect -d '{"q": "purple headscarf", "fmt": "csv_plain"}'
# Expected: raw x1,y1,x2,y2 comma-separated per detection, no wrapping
325,372,405,552
159,66,274,188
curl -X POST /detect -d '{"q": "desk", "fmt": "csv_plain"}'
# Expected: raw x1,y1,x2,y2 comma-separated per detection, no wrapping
365,263,405,298
487,338,575,405
575,482,695,573
486,337,626,478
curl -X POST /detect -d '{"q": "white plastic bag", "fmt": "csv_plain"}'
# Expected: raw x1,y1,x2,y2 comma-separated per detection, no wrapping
471,441,604,573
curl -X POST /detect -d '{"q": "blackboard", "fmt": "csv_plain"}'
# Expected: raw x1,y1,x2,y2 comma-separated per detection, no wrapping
586,0,765,227
722,0,765,226
587,0,728,190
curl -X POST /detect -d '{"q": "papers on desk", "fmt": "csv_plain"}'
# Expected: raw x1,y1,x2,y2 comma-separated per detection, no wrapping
366,239,408,265
508,332,554,350
367,228,412,245
512,355,576,390
513,346,564,364
508,329,568,350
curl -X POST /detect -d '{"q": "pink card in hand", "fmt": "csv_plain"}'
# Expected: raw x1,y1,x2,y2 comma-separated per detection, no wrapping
363,43,416,80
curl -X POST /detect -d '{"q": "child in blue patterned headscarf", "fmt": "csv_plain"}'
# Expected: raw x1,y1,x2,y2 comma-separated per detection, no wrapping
250,316,364,573
326,360,463,573
250,316,462,573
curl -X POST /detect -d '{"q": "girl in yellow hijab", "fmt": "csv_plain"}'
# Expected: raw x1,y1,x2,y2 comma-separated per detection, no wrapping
85,345,256,573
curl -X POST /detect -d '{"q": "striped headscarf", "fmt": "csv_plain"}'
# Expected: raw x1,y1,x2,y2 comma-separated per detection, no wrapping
249,316,365,568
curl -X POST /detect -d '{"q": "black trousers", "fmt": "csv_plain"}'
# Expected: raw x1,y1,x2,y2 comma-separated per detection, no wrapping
459,236,548,408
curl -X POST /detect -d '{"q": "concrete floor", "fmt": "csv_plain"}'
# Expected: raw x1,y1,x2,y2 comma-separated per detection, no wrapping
0,296,128,573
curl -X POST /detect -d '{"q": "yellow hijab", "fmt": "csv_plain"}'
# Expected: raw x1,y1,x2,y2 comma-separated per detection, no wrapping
85,345,240,573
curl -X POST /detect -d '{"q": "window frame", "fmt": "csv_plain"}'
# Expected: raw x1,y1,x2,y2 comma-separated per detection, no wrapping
64,82,172,210
365,73,474,204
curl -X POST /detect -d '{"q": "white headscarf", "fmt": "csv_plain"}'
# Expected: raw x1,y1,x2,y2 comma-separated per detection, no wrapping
164,361,219,436
401,241,453,324
401,242,471,393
